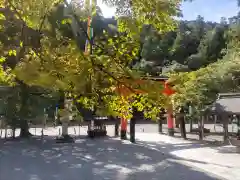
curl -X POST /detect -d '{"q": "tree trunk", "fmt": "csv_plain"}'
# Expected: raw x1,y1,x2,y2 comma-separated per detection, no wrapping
180,115,187,139
222,114,229,142
19,82,32,138
223,123,228,142
19,120,31,138
175,120,180,128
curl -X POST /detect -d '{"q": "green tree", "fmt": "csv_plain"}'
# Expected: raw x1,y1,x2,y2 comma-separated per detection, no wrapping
171,21,202,64
194,24,227,66
169,50,240,113
227,12,240,51
0,0,183,136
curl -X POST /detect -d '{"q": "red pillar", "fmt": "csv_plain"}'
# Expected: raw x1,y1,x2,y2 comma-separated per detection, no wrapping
163,81,175,136
167,105,174,136
120,118,127,139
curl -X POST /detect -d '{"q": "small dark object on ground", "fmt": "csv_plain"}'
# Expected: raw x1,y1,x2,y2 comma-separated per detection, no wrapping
56,135,75,143
191,128,211,133
87,130,107,138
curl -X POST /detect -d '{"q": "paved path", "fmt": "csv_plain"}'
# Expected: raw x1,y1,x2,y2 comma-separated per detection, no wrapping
0,137,220,180
1,125,240,180
135,132,240,180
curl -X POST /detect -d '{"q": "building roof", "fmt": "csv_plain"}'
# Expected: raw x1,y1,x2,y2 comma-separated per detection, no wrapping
218,93,240,98
211,93,240,114
121,75,169,81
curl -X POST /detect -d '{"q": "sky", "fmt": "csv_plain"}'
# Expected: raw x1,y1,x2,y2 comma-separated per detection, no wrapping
99,0,240,22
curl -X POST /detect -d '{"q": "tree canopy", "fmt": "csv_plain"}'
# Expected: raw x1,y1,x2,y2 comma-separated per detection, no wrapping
0,0,185,122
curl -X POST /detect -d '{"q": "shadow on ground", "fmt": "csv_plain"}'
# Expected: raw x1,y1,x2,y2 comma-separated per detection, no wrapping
0,136,220,180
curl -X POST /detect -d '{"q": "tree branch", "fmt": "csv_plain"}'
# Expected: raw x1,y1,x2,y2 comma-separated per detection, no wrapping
39,0,64,32
7,0,25,23
64,0,136,79
64,0,92,47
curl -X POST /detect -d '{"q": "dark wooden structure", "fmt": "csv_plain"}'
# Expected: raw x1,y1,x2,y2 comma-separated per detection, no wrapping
87,117,108,138
210,93,240,142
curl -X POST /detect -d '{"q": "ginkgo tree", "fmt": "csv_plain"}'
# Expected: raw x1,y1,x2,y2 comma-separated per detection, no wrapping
0,0,67,137
0,0,183,137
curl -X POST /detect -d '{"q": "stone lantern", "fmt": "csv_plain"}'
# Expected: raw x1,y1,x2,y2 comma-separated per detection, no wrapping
56,98,74,143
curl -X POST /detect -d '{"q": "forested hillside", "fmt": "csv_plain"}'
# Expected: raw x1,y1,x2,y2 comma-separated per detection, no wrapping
55,9,239,75
136,14,240,74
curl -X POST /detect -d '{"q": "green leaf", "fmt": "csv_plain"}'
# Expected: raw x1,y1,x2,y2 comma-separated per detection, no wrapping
0,56,6,63
8,50,17,56
61,18,72,25
61,19,67,25
0,13,5,20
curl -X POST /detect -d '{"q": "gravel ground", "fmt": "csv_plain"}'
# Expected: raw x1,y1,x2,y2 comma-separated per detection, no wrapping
1,124,239,180
0,136,220,180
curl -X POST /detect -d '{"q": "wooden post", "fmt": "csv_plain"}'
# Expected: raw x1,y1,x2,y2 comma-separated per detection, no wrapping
130,108,137,143
214,114,218,132
158,108,165,134
5,126,7,138
202,115,205,134
189,105,193,132
0,119,2,138
12,127,16,138
115,121,119,136
130,118,135,143
41,128,44,143
41,128,44,139
158,118,163,134
198,115,204,140
237,116,240,140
